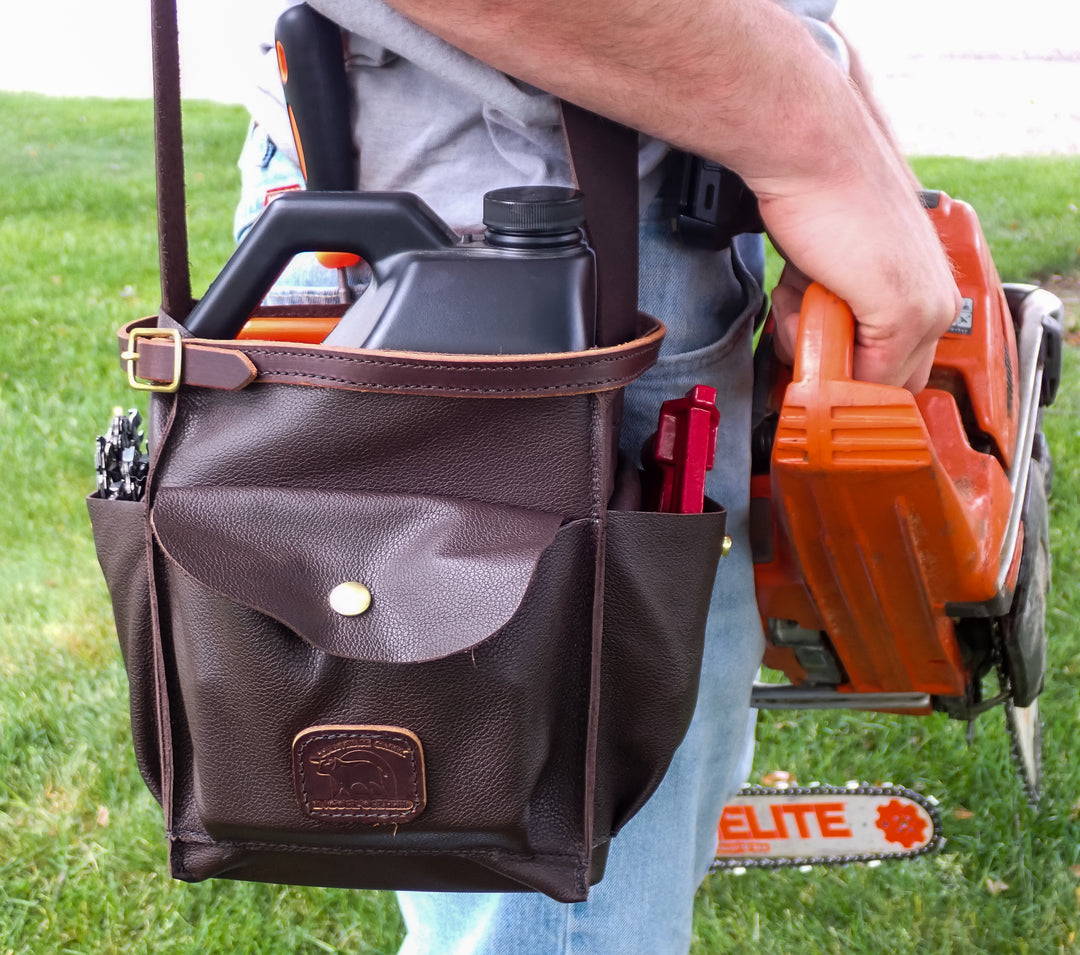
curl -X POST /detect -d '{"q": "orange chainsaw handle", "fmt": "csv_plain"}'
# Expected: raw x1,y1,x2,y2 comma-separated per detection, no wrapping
791,282,857,387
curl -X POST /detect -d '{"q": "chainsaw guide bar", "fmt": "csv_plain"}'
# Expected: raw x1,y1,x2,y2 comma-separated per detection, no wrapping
1006,697,1043,806
712,784,944,871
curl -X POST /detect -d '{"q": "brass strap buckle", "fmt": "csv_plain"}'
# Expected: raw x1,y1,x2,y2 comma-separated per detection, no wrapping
120,327,183,393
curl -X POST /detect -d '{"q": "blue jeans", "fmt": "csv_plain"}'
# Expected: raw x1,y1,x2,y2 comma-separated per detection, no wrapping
236,137,765,954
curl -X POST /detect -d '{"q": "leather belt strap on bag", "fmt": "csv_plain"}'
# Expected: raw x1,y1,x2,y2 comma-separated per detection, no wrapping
118,315,665,398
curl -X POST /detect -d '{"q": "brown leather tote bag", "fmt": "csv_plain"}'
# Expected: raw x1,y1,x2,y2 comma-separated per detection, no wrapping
86,0,728,903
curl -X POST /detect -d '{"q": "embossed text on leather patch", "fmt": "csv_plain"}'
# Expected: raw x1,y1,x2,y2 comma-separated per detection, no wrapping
292,725,426,823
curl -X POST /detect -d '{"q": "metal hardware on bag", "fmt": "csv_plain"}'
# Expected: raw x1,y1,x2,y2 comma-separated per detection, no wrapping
329,581,372,616
121,327,182,393
721,535,733,558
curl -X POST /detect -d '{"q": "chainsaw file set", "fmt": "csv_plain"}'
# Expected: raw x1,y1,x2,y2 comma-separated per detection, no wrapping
749,190,1064,805
86,0,732,903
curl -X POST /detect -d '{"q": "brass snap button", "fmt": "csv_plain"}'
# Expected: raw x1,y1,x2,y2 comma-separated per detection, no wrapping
329,581,372,616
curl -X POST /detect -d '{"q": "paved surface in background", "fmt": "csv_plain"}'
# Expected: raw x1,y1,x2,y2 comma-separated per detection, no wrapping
839,0,1080,156
3,0,1078,157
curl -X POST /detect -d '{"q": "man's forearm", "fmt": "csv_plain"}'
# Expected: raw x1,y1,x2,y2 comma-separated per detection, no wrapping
325,0,960,390
834,22,922,192
360,0,876,198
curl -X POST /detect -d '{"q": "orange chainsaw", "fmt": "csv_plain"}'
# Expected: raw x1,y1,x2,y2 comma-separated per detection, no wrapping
747,190,1063,806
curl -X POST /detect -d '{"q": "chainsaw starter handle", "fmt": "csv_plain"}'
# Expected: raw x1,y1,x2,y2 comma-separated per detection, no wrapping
275,3,354,192
184,191,458,339
792,282,856,386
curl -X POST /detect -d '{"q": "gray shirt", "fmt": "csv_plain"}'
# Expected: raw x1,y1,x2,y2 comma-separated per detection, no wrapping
247,0,842,231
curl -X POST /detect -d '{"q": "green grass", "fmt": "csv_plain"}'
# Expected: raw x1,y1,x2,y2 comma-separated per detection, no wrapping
0,92,405,955
1,90,1078,954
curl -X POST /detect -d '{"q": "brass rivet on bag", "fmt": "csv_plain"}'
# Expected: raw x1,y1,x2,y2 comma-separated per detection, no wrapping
721,535,734,558
329,581,372,616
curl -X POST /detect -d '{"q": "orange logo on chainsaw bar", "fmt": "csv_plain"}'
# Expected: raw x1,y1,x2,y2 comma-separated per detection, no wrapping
719,801,853,842
875,798,930,848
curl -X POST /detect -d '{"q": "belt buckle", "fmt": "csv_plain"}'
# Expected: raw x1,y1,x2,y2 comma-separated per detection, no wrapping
121,327,183,393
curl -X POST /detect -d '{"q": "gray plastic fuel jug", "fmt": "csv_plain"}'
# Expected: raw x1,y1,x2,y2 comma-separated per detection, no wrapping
184,186,597,355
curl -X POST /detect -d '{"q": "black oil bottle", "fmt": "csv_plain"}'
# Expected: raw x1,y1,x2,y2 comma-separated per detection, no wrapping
184,186,596,354
327,185,596,354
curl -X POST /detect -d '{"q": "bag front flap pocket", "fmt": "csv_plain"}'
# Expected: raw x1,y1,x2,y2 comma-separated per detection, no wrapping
151,486,563,663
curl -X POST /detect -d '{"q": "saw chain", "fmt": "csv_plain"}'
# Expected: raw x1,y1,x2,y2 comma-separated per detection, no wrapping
95,408,149,502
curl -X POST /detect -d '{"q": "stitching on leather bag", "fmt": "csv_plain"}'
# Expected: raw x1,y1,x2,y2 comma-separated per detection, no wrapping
171,834,587,864
257,369,632,394
168,828,583,861
240,345,654,373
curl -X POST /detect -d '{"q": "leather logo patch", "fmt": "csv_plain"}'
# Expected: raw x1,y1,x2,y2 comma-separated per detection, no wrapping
292,725,426,823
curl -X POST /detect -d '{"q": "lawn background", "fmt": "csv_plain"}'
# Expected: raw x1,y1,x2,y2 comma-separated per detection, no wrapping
1,91,1079,954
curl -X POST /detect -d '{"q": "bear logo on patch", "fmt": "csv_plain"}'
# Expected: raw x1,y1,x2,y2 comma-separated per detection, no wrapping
292,725,426,823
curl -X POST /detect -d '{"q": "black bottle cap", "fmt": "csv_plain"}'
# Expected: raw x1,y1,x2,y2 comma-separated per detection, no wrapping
483,186,586,236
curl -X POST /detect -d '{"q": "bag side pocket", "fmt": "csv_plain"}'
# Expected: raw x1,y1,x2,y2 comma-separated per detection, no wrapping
87,494,162,803
595,504,728,838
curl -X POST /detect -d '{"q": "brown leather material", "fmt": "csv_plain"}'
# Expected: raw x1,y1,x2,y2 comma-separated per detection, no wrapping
160,511,600,900
89,362,728,901
87,494,162,804
152,387,620,517
151,485,565,663
150,0,192,320
561,104,639,348
94,3,725,899
171,837,611,898
95,254,721,907
594,503,729,839
119,315,665,398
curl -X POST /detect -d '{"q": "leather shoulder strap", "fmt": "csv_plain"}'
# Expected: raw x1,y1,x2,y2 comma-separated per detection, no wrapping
151,0,193,321
560,103,639,347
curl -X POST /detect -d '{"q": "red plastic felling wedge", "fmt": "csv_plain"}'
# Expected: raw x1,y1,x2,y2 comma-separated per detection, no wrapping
642,385,721,514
